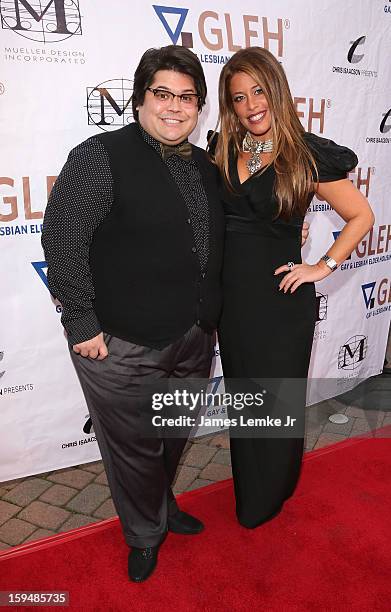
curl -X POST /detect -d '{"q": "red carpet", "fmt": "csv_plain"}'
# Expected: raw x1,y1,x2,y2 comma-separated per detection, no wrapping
1,431,391,611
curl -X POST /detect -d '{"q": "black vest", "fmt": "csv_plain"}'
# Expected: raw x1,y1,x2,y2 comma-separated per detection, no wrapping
90,123,224,349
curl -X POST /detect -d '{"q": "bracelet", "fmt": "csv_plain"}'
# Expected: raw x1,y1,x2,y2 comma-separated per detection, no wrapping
320,254,338,272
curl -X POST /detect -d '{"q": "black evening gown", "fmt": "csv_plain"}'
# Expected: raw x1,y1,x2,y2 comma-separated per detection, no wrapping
218,133,358,528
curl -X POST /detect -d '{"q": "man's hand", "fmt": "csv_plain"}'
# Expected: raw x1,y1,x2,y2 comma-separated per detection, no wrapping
72,332,108,360
301,221,309,246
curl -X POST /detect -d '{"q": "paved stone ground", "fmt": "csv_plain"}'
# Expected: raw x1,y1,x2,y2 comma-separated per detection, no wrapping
0,396,389,551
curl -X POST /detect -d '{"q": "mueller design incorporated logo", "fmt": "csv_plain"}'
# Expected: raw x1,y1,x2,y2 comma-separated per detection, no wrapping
332,34,377,78
361,278,391,318
153,4,289,64
315,292,328,325
338,335,368,370
86,79,133,131
0,0,82,43
314,292,328,341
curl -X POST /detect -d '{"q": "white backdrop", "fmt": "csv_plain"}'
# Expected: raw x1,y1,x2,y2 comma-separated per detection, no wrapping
0,0,390,480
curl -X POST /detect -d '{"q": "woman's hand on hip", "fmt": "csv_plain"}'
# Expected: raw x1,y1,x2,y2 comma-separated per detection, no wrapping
274,262,330,293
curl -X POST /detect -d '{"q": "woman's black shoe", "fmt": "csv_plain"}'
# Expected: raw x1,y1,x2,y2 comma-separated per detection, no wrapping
168,510,204,534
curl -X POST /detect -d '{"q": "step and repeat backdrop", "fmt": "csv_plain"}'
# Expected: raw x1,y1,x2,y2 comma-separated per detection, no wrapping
0,0,390,480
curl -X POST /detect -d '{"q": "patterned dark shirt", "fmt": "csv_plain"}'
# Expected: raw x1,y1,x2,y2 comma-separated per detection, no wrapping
42,123,210,345
138,125,209,271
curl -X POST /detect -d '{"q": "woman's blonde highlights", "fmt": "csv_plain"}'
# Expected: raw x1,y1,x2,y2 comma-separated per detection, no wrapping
212,47,318,218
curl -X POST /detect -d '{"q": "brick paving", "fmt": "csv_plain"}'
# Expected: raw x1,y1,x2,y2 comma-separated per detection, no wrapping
0,396,389,550
3,479,52,506
0,501,20,526
17,501,71,531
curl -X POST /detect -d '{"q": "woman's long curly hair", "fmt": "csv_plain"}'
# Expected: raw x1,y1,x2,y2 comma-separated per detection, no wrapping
212,47,318,218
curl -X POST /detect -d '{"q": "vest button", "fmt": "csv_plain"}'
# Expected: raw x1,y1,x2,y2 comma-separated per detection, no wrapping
196,319,201,326
186,218,191,224
192,246,197,253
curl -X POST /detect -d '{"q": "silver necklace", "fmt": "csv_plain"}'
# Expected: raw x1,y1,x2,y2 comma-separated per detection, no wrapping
242,131,273,175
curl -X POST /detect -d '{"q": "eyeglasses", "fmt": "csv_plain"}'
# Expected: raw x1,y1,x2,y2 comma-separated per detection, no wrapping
146,87,200,107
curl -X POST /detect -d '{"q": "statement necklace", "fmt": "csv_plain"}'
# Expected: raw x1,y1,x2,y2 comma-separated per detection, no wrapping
242,131,273,175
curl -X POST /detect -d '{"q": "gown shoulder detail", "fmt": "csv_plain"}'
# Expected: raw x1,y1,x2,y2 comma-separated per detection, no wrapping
303,132,358,183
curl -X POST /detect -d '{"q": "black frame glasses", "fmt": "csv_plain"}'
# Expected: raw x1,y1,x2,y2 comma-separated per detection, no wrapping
146,87,200,107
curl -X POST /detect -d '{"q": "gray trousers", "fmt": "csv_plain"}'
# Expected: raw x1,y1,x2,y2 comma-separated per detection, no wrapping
70,325,214,548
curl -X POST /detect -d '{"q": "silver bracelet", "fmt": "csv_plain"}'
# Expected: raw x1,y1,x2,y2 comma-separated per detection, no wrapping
320,254,338,272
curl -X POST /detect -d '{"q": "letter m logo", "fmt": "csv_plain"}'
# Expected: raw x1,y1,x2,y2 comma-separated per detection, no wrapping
86,79,133,129
1,0,82,39
338,335,367,370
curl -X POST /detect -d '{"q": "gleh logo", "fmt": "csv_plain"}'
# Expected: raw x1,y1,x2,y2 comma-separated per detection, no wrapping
338,335,368,370
361,278,391,317
32,260,48,288
32,260,62,312
362,281,376,309
333,231,351,261
336,225,391,270
0,0,82,43
86,79,133,131
347,35,365,63
153,5,191,46
294,97,329,134
153,4,287,61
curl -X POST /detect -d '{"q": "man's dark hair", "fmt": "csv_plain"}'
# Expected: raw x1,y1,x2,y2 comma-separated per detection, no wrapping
132,45,207,120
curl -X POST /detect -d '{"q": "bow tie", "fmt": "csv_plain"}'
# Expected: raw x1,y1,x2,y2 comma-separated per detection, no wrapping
161,141,192,162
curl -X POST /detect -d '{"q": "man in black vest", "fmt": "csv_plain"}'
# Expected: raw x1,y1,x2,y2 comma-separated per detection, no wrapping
42,45,224,582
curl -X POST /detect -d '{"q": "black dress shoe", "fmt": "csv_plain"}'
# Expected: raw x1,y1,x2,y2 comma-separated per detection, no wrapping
128,546,159,582
168,510,204,535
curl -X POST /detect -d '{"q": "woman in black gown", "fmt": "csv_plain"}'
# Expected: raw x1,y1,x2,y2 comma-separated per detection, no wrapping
212,47,374,528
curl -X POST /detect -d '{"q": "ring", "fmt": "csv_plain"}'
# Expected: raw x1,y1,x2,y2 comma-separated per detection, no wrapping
287,261,295,269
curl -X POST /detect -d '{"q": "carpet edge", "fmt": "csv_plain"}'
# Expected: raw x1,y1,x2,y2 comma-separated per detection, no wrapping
1,425,390,561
